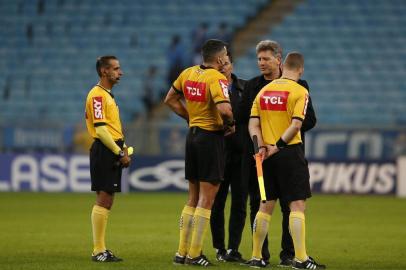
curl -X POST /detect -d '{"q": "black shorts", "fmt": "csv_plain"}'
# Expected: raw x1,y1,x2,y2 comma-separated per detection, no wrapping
185,126,225,183
90,139,124,193
262,144,311,202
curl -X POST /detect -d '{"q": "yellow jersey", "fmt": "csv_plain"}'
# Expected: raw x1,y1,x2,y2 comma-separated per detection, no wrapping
250,78,309,145
85,85,124,141
173,65,230,131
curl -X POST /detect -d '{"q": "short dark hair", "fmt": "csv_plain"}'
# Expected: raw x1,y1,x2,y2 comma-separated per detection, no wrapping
201,39,227,63
96,55,117,77
284,52,304,70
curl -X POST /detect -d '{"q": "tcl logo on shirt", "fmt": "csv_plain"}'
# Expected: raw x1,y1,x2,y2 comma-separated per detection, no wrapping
184,80,206,102
219,79,229,98
93,96,103,119
260,91,289,111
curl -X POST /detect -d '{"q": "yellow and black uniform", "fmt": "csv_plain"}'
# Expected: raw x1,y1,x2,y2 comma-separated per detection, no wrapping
250,78,311,202
85,84,124,192
173,65,230,182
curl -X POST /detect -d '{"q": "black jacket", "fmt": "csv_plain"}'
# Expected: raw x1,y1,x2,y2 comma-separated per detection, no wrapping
236,75,316,155
225,73,247,155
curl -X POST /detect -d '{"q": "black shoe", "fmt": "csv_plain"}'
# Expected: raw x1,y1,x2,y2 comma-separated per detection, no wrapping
292,257,326,269
92,250,123,262
216,249,227,262
173,252,186,265
185,254,213,267
224,249,245,262
277,257,293,267
241,258,268,268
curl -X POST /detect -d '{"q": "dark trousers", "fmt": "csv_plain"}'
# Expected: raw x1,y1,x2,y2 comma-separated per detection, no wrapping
245,151,295,261
211,151,248,251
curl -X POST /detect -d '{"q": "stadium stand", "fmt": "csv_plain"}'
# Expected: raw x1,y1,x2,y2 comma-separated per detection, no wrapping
234,0,406,126
0,0,268,126
1,0,404,128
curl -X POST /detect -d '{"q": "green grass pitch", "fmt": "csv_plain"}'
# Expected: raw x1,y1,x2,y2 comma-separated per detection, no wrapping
0,192,405,270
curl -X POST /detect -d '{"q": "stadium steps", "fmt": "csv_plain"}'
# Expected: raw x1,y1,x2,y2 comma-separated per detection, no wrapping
233,0,303,57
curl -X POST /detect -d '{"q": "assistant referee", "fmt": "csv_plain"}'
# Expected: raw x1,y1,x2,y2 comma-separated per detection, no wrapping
85,55,132,263
245,52,325,269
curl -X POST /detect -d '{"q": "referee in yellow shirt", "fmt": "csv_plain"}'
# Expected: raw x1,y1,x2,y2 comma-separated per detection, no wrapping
85,55,132,262
165,39,235,267
245,52,325,269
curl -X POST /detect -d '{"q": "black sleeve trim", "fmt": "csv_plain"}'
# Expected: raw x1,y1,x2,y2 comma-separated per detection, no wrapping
94,122,107,127
249,116,260,119
215,100,230,105
292,117,304,122
172,85,183,94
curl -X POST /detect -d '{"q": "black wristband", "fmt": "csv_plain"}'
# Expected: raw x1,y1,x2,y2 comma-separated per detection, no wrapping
225,119,236,127
276,138,287,149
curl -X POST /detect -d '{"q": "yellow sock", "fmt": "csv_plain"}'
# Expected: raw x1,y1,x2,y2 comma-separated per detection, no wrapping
289,211,308,261
252,211,271,259
91,205,110,254
188,207,211,258
177,205,196,256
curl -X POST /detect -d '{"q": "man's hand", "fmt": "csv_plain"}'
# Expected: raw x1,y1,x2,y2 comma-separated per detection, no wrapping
264,145,279,159
119,147,131,168
224,125,235,136
258,146,267,161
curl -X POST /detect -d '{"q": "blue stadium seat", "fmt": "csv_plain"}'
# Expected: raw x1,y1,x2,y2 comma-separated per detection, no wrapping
234,0,406,126
1,0,264,125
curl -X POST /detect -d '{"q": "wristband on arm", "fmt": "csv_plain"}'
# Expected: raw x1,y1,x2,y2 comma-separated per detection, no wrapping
276,138,287,150
225,119,236,127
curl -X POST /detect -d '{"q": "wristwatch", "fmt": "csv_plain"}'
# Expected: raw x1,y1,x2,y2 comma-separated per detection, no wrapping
118,150,125,157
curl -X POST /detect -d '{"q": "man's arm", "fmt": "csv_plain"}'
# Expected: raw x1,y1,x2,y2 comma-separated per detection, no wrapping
298,80,316,132
95,126,122,154
277,119,303,148
301,95,316,132
248,117,268,159
95,125,130,167
216,102,235,136
164,87,189,122
248,117,263,147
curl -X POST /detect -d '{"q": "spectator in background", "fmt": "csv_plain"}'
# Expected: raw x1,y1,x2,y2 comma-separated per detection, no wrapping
26,23,33,45
212,22,232,47
191,22,209,65
37,0,45,15
73,123,93,154
142,65,158,118
24,75,31,97
3,76,11,100
167,35,185,86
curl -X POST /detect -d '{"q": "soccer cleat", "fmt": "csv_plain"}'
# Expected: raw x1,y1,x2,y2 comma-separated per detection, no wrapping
292,257,326,269
216,249,227,262
185,254,213,267
91,249,123,262
241,258,268,268
224,249,245,262
277,256,294,267
173,252,186,265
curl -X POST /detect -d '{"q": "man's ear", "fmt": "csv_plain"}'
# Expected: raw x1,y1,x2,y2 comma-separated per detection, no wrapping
218,56,224,66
